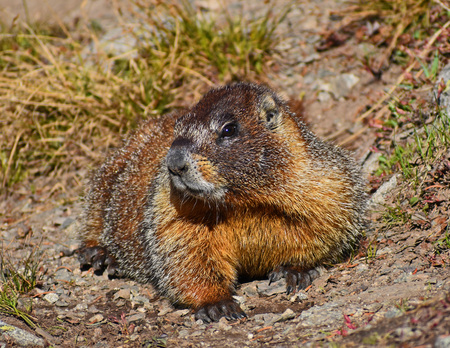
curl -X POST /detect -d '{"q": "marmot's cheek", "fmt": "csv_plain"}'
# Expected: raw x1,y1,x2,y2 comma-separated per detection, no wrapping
191,154,227,189
167,155,226,200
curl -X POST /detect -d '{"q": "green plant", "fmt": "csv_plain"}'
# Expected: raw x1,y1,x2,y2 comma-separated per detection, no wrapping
0,245,43,327
376,100,450,179
0,284,36,327
417,50,440,81
366,241,378,261
376,143,414,178
362,332,381,345
395,298,412,313
144,335,168,348
434,227,450,254
382,204,410,226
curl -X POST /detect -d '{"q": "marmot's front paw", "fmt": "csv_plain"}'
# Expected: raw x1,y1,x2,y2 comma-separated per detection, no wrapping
194,300,247,323
77,246,120,276
269,266,320,295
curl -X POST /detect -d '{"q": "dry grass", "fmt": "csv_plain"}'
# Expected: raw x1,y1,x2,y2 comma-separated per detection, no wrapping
336,0,440,71
331,0,449,144
340,0,434,27
0,0,288,194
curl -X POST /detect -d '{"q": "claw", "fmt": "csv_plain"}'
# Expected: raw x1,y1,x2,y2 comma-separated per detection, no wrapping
286,285,293,295
268,266,321,294
195,307,212,323
268,266,284,285
194,300,246,323
77,245,118,276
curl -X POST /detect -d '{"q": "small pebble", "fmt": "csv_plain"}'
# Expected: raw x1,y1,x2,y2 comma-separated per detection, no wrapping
43,293,59,304
88,314,104,324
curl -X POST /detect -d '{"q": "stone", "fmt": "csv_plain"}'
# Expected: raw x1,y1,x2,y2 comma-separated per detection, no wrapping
268,308,296,325
0,320,45,347
290,292,308,302
43,293,59,304
178,329,189,338
279,308,296,322
218,317,232,331
362,151,382,176
384,307,402,318
88,314,105,324
435,63,450,116
295,302,342,328
253,313,277,326
241,283,258,297
157,300,173,316
435,334,450,348
369,174,399,208
329,73,360,99
114,288,131,300
390,327,422,341
127,313,145,323
257,279,286,296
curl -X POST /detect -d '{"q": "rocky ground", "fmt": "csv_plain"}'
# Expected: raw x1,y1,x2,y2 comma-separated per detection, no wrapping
1,0,450,347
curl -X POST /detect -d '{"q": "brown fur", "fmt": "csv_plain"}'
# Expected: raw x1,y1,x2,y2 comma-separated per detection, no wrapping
78,82,367,321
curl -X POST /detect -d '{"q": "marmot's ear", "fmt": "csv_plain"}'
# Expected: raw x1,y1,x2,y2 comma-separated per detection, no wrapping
259,93,282,131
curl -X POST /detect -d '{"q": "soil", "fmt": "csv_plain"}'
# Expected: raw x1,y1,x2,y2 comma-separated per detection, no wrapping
1,0,449,347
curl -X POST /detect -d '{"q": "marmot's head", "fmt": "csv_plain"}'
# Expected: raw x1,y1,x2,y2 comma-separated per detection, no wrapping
165,82,300,205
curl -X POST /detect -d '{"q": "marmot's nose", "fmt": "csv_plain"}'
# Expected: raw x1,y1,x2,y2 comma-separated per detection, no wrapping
167,137,193,176
167,148,188,176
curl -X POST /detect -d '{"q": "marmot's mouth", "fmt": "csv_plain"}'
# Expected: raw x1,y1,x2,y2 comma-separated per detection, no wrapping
170,175,209,196
169,174,226,201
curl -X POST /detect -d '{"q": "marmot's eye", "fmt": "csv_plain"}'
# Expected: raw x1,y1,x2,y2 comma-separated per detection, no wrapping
266,110,277,123
220,123,238,138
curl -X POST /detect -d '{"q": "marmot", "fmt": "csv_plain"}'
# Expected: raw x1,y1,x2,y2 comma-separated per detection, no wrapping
78,82,367,322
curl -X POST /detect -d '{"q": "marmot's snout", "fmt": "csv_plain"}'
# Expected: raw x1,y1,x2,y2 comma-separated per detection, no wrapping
166,144,190,177
166,139,218,198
